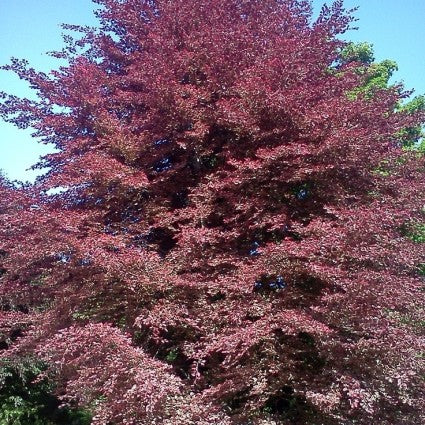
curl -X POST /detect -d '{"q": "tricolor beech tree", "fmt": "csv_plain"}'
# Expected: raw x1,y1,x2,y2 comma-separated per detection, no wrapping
0,1,424,424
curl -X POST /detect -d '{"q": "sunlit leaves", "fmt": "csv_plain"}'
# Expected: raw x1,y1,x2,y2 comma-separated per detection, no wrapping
0,1,424,424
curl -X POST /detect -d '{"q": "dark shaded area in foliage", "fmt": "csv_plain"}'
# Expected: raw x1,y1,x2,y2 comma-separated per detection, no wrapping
0,361,92,425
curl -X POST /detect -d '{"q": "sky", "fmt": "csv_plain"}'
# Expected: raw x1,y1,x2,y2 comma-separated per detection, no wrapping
0,0,424,182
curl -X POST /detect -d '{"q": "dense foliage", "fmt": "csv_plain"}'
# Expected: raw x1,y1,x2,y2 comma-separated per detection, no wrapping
0,1,424,424
0,358,91,425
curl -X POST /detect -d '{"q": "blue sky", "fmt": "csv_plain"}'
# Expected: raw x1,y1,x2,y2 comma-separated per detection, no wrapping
1,0,424,182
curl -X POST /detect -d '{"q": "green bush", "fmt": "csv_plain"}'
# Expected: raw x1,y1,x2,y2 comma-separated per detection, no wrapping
0,359,91,425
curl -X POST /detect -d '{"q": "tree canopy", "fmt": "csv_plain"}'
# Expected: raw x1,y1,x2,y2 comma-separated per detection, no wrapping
0,1,424,424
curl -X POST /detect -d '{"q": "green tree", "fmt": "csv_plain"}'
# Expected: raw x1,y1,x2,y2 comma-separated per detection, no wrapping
398,94,425,150
0,359,92,425
340,42,398,98
341,42,424,150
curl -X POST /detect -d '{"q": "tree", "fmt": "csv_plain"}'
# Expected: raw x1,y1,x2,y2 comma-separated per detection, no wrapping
0,1,424,424
0,358,92,425
341,49,398,99
339,41,424,149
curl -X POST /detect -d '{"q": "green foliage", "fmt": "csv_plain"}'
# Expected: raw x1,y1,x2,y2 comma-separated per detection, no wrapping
399,94,425,115
397,95,425,150
342,43,424,150
411,223,425,244
0,359,92,425
347,59,398,100
165,348,179,363
401,220,425,244
339,42,397,99
340,41,375,65
385,307,425,334
372,160,391,177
